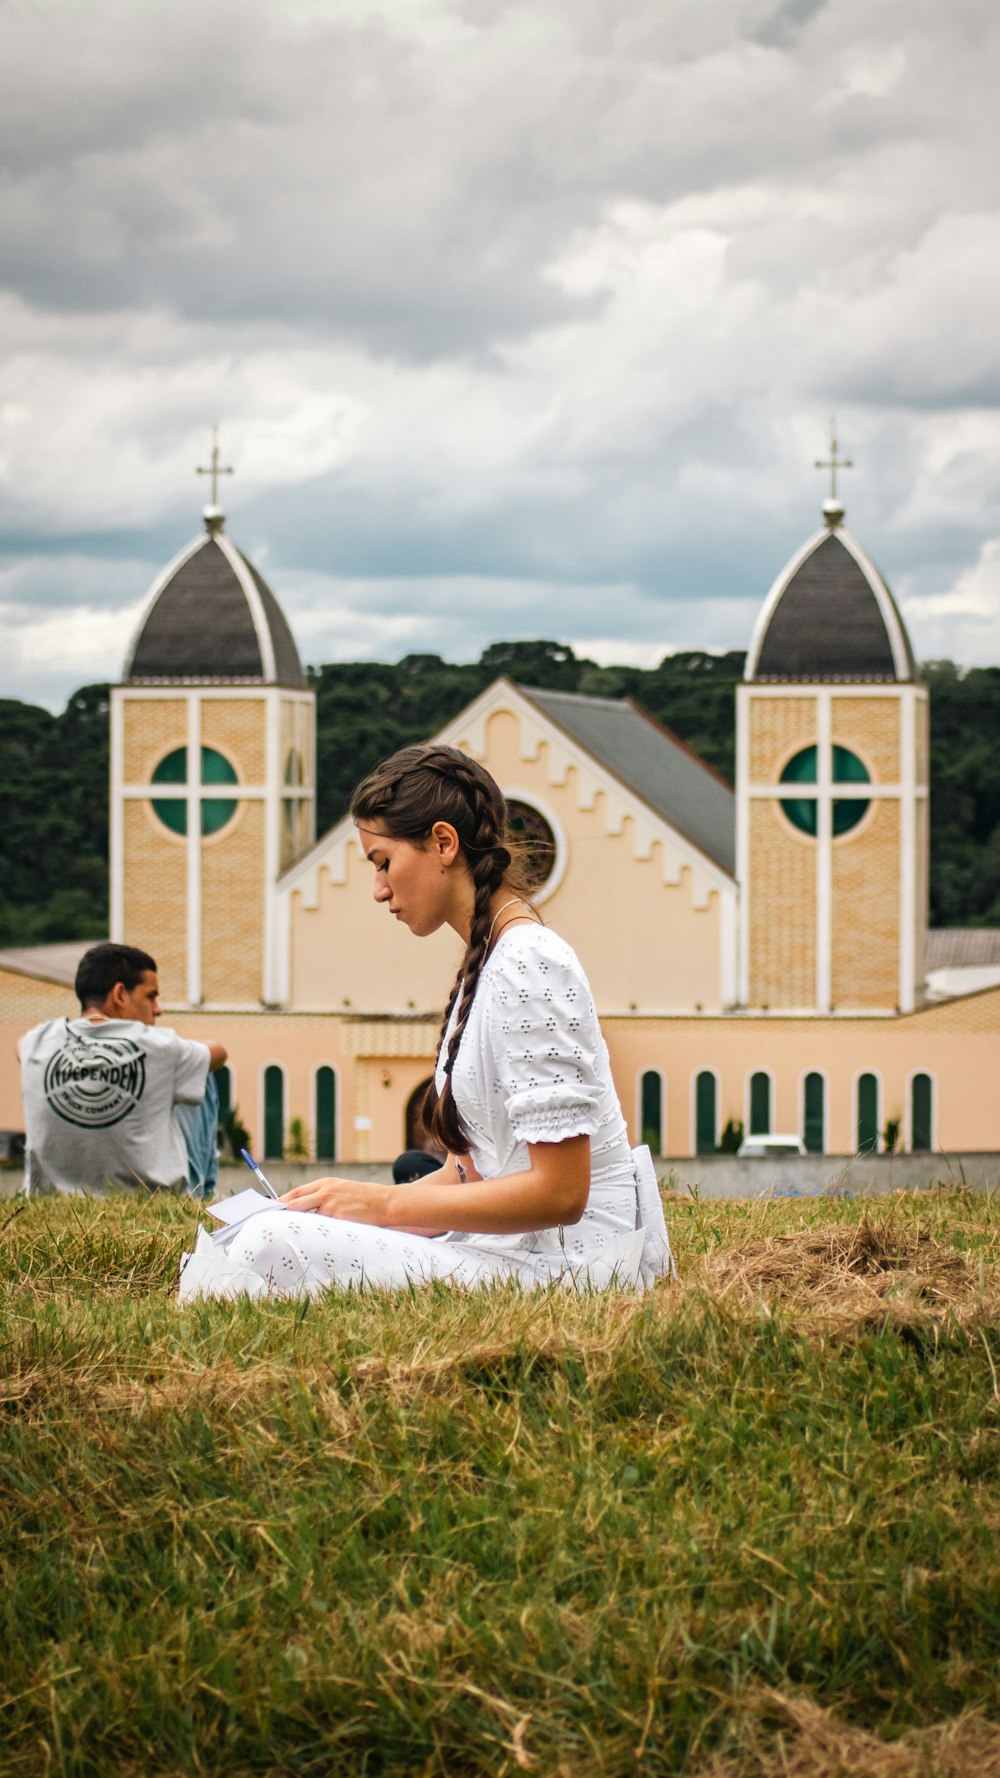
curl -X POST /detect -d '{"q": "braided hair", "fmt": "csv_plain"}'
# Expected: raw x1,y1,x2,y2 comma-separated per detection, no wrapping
350,744,536,1155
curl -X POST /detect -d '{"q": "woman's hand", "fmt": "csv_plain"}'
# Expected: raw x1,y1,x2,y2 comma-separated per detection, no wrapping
281,1176,394,1225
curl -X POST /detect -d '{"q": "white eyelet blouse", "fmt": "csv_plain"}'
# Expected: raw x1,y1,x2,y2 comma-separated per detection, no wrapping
435,924,639,1268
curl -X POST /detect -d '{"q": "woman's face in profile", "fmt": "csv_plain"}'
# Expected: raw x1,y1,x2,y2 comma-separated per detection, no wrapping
357,823,456,938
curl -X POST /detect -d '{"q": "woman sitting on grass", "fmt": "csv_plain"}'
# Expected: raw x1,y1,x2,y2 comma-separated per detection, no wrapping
181,745,672,1298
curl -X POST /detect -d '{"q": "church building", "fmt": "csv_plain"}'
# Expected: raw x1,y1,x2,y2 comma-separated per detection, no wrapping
2,462,998,1165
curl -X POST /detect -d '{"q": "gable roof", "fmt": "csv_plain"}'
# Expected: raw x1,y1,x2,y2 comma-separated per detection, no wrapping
517,685,735,875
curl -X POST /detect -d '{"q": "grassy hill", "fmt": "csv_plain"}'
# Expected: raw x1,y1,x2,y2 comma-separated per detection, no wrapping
2,1187,998,1775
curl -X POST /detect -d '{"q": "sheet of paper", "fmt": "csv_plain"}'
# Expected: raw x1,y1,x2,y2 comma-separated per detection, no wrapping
207,1186,286,1229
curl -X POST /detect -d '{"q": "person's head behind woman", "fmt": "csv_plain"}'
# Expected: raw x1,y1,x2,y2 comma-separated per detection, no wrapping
350,744,532,1154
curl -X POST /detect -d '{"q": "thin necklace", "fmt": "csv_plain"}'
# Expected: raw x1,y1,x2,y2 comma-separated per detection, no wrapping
486,897,539,951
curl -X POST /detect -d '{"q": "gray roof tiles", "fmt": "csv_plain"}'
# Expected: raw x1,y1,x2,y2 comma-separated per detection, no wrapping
517,685,735,876
126,533,306,686
752,530,916,684
926,929,1000,970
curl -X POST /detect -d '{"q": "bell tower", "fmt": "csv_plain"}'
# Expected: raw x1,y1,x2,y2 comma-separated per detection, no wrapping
109,436,315,1008
736,431,928,1014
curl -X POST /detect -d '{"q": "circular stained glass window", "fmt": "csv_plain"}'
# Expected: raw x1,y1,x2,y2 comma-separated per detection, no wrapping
151,746,239,836
778,745,871,838
505,799,557,891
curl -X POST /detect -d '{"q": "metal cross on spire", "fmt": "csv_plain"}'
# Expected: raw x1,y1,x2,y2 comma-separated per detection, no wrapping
814,418,852,527
196,425,234,531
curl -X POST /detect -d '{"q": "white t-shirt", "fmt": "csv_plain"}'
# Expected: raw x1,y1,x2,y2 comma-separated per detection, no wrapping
18,1017,211,1195
434,924,638,1268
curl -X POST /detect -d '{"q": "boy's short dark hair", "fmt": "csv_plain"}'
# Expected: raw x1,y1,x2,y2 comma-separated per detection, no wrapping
75,943,157,1010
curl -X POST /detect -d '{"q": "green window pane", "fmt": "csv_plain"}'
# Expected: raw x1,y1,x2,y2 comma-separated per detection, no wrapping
201,746,238,785
911,1073,933,1152
857,1073,879,1154
833,745,870,783
783,797,818,836
780,747,817,784
264,1066,284,1160
803,1071,824,1153
832,798,869,837
201,799,238,835
640,1070,662,1154
695,1071,716,1155
152,798,188,835
749,1071,771,1136
316,1065,336,1161
152,748,187,783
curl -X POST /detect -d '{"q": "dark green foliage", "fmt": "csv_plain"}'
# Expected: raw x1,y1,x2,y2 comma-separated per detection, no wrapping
3,654,1000,948
0,684,109,946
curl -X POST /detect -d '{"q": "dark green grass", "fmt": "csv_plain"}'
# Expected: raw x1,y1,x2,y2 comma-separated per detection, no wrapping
1,1190,998,1776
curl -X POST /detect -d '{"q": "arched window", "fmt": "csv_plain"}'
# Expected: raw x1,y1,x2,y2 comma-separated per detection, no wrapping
749,1071,771,1136
640,1070,664,1155
151,745,238,836
803,1072,825,1154
694,1071,717,1155
315,1066,337,1161
911,1073,933,1152
263,1065,285,1160
857,1073,879,1154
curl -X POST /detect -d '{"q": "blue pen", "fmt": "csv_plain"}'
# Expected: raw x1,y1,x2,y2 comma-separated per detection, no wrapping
240,1147,280,1201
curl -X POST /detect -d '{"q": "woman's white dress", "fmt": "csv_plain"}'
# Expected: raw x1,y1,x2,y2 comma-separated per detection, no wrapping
178,927,673,1300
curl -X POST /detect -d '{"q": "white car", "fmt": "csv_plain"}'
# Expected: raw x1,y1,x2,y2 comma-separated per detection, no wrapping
737,1133,806,1158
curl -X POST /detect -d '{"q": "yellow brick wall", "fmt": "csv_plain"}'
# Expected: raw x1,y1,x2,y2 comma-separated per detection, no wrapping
748,695,817,781
279,696,314,869
0,968,74,1027
123,699,187,782
831,800,900,1008
200,698,267,783
123,803,187,1000
201,803,265,1005
915,798,929,997
748,802,817,1007
832,696,899,782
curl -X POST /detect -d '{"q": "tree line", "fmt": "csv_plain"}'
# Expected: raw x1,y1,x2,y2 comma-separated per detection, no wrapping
1,646,997,948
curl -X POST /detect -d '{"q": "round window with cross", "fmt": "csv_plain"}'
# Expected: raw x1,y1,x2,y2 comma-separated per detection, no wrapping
151,746,239,836
778,745,871,838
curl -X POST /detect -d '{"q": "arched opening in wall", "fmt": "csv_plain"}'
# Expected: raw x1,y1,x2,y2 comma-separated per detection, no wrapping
694,1071,717,1155
405,1078,435,1151
263,1065,285,1160
856,1073,879,1154
803,1072,825,1154
749,1071,771,1136
640,1070,664,1155
911,1073,933,1152
215,1064,232,1125
315,1066,337,1161
505,799,557,892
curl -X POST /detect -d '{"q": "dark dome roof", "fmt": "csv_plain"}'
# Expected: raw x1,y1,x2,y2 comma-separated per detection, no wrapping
124,523,306,686
746,519,916,684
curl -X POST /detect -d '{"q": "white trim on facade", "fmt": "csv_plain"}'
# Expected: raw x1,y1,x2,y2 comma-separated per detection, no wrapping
816,690,832,1013
186,693,201,1006
735,684,751,1007
899,689,916,1012
109,690,124,942
263,690,281,1005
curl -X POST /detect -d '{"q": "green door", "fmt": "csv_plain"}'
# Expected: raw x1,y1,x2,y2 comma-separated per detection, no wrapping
695,1071,717,1155
315,1066,337,1161
803,1072,824,1154
857,1073,879,1154
264,1065,284,1160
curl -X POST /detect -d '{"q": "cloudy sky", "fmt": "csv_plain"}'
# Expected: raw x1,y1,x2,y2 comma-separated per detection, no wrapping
2,0,1000,710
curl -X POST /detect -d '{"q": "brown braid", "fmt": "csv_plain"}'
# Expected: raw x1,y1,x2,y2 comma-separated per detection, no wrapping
350,744,538,1154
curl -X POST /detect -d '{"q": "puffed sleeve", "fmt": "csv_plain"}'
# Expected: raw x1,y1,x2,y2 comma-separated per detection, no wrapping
488,932,605,1146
